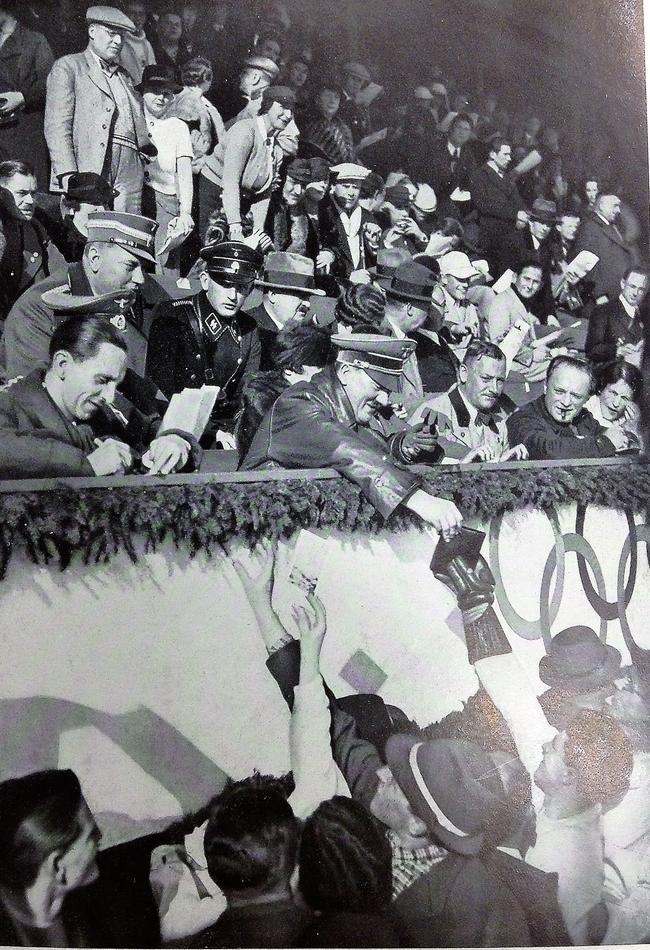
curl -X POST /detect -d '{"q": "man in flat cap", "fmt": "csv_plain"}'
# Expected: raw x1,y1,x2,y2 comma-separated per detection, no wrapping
0,210,159,380
318,163,377,282
44,6,153,215
242,332,463,536
199,85,295,242
218,53,279,127
264,158,319,258
0,310,200,478
146,240,264,443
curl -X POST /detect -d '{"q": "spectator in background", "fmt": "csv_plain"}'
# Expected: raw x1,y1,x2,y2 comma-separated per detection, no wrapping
435,251,481,347
44,5,152,214
0,770,104,946
0,0,54,189
301,157,331,244
298,797,399,948
121,0,156,84
302,79,355,166
0,160,65,323
337,62,372,144
512,197,557,324
585,267,649,367
573,191,637,301
318,163,375,281
358,171,385,215
265,158,319,257
138,65,194,278
507,355,632,459
151,6,190,70
428,112,477,219
283,54,311,117
471,136,527,277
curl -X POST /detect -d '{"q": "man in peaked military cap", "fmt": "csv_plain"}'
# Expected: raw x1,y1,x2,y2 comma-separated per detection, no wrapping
0,210,160,381
242,333,463,538
145,240,264,445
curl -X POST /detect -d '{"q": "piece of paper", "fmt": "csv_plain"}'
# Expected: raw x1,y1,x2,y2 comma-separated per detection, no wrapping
355,127,388,152
565,250,599,280
498,317,532,373
339,649,387,693
287,529,330,595
449,186,471,202
160,386,220,440
492,269,515,294
356,81,383,106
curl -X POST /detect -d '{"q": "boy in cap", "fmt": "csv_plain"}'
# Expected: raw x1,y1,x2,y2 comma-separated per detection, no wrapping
45,6,154,214
146,240,264,443
0,209,159,380
436,250,481,350
242,331,462,536
318,163,377,282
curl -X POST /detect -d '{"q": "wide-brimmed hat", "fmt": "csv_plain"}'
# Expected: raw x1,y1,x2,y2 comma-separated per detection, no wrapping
529,197,557,225
386,261,436,304
333,333,415,392
386,734,514,856
369,247,412,290
86,211,158,265
136,64,182,95
539,626,622,690
256,251,325,296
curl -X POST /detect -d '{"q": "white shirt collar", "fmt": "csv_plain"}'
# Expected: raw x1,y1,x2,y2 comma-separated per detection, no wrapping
487,159,503,177
447,140,458,157
619,294,636,318
530,230,540,250
263,298,284,329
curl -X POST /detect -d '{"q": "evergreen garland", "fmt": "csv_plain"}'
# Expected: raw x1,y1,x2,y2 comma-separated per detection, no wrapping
1,462,648,579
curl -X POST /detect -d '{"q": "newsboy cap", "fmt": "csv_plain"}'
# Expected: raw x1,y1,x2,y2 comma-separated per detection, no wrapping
86,5,136,33
333,333,416,392
242,55,280,82
261,85,296,110
341,62,371,83
330,163,370,184
199,240,263,284
86,211,158,265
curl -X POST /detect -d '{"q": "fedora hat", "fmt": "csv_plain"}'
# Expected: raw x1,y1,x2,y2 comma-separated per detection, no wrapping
386,734,515,856
135,64,182,95
256,252,325,296
369,247,412,290
386,261,436,305
529,197,557,225
539,626,622,690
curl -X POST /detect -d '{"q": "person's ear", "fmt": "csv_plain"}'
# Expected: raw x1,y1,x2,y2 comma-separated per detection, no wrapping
51,350,72,380
86,244,102,274
458,362,468,384
49,849,67,887
199,270,210,292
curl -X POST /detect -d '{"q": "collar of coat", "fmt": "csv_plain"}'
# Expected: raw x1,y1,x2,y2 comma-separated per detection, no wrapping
307,363,359,431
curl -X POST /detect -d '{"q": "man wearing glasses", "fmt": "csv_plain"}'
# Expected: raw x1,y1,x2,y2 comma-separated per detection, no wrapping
44,5,154,213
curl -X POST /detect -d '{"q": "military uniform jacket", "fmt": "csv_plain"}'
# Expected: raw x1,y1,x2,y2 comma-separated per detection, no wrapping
241,364,420,519
145,291,261,429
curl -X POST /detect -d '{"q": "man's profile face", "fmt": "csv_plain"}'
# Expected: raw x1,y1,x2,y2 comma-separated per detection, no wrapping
333,181,361,212
202,274,250,317
1,172,37,221
515,265,543,299
340,365,389,424
558,215,579,241
544,363,592,423
92,244,145,295
534,732,571,795
58,798,102,891
268,290,310,327
88,23,124,63
398,301,429,334
370,765,429,839
620,271,649,309
59,342,127,422
449,119,472,149
282,175,303,207
460,354,506,411
491,144,511,171
598,195,621,224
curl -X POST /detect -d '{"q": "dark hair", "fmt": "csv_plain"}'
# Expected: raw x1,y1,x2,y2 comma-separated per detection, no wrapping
547,354,594,389
314,77,340,95
0,160,35,184
463,338,505,367
594,358,643,401
0,770,84,889
359,171,384,199
234,371,289,462
565,710,633,805
450,112,473,130
203,784,298,893
49,315,128,363
488,135,510,156
181,56,213,87
439,216,464,240
335,284,385,330
270,325,333,373
516,258,544,277
299,797,392,913
622,265,650,282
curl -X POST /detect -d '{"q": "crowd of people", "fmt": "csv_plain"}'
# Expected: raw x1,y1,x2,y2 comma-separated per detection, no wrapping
0,0,646,501
0,0,649,946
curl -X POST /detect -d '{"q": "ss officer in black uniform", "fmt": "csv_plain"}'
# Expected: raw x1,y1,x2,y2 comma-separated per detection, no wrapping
145,240,264,445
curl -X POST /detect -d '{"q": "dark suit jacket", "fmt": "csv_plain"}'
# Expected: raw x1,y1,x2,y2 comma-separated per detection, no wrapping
318,199,376,281
415,329,459,394
585,297,645,364
0,211,66,321
573,209,636,300
428,136,477,202
507,394,615,460
169,898,311,949
511,228,555,323
471,164,525,274
241,364,420,519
